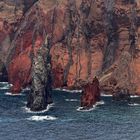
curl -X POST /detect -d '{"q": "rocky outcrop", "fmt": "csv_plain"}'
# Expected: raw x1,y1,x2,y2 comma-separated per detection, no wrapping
0,0,140,96
81,77,100,109
27,36,53,111
113,88,130,102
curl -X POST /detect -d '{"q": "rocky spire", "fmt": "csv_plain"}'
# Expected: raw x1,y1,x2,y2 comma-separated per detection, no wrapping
27,36,52,111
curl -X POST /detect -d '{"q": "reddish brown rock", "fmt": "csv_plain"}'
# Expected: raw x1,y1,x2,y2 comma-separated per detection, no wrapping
0,0,140,96
8,37,42,93
81,77,100,109
52,64,64,88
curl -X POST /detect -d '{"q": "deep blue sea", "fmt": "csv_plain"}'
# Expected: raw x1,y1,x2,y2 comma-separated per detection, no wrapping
1,82,140,140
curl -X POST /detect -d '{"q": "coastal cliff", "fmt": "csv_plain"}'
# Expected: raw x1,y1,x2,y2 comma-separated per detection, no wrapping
0,0,140,95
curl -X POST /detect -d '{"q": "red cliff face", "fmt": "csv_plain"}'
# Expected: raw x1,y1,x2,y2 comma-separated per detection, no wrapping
0,0,140,95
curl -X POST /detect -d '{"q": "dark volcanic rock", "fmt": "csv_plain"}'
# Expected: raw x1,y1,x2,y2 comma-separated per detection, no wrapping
0,61,8,82
81,77,100,109
27,37,53,111
113,88,130,102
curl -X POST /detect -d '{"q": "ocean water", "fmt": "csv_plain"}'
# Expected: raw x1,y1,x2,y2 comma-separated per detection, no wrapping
0,83,140,140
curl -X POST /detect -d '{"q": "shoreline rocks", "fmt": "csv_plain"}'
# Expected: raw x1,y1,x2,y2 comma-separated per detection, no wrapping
80,77,101,109
113,88,131,102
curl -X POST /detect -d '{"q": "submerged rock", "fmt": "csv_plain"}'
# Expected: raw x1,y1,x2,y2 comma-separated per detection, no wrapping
81,77,100,109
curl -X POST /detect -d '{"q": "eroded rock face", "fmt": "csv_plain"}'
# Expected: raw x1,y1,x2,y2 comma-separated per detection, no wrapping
81,77,100,109
1,0,140,95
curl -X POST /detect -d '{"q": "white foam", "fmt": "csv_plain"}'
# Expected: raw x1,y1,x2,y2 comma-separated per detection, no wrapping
77,105,96,112
27,115,57,121
4,92,23,96
54,88,82,93
23,103,54,114
0,82,12,90
0,86,9,90
130,95,140,98
0,85,12,90
76,100,104,112
101,94,112,97
96,100,105,105
0,82,12,86
22,87,30,91
128,103,140,106
101,94,140,98
0,82,8,84
65,99,78,102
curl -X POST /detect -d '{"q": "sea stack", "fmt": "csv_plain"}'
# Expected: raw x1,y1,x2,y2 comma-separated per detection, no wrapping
27,36,53,111
81,77,101,109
